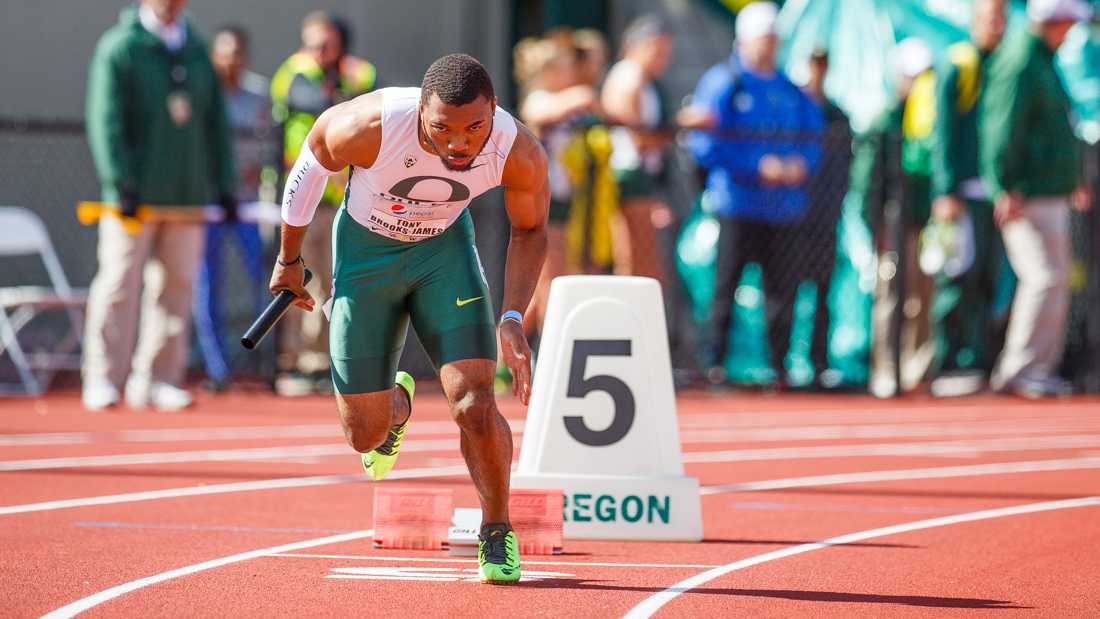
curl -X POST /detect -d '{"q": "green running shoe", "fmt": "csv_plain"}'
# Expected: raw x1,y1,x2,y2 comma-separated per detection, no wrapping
478,523,522,584
361,371,415,481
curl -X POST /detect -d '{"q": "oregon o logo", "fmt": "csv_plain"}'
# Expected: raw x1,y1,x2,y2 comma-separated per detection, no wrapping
388,176,471,203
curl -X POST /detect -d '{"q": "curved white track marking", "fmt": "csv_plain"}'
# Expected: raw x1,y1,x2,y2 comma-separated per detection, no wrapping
40,530,374,619
701,456,1100,495
0,465,468,516
625,496,1100,618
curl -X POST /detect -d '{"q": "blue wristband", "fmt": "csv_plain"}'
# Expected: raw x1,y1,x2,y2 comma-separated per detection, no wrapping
500,310,523,326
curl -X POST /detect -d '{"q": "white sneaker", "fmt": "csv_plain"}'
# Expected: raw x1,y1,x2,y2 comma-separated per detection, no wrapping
82,379,120,411
125,376,150,409
148,382,193,411
126,378,193,411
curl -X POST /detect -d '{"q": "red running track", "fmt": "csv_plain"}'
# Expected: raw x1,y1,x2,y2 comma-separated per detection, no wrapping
1,391,1099,617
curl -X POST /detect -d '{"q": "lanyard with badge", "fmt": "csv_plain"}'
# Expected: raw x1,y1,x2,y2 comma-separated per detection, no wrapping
166,51,192,127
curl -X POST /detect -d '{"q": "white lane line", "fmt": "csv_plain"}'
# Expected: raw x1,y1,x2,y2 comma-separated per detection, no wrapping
39,529,374,619
0,465,468,516
683,435,1100,464
681,421,1100,443
7,455,1100,517
7,424,1100,472
701,456,1100,495
0,420,526,447
624,496,1100,618
270,553,722,569
0,440,459,471
677,403,1100,427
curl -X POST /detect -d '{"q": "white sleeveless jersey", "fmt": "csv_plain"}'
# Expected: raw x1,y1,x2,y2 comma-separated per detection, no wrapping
344,87,519,242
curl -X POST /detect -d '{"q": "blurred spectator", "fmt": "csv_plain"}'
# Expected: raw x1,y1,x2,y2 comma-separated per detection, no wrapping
193,25,271,392
601,15,674,284
981,0,1094,398
82,0,234,411
573,28,610,87
799,48,852,389
683,1,823,387
851,37,936,398
514,36,599,335
271,11,377,395
926,0,1009,397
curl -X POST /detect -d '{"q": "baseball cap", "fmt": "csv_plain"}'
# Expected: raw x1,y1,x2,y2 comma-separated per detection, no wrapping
1027,0,1092,22
736,2,779,42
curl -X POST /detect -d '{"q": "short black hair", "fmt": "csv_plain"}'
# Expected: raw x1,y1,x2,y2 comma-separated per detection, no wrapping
421,53,495,106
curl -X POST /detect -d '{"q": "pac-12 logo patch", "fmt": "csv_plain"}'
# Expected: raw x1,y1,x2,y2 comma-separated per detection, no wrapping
390,204,408,215
404,154,417,168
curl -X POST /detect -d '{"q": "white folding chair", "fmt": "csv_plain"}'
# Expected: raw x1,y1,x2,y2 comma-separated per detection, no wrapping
0,207,88,395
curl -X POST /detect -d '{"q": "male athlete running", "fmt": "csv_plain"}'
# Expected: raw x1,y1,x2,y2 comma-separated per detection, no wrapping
270,54,548,584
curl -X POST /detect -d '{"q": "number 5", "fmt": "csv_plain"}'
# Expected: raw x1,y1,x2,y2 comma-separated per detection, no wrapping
563,340,635,446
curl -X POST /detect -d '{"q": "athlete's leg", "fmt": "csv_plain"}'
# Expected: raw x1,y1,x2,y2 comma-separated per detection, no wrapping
336,386,410,453
328,208,413,454
440,359,512,524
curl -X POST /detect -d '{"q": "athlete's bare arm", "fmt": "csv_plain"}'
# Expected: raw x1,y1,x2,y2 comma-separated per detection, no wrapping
497,120,549,405
269,92,385,309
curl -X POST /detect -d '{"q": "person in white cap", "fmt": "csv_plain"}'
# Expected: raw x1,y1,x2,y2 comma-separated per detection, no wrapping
849,36,937,398
979,0,1093,398
682,0,824,389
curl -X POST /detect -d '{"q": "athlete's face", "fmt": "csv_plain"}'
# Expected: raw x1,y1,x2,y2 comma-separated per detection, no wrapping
419,93,496,171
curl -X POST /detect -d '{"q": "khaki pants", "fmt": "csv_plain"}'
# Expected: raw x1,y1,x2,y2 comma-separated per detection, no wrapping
82,217,205,388
870,228,934,395
992,198,1072,389
278,204,336,374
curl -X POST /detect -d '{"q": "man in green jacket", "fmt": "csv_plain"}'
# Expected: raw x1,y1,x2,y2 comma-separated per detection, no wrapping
270,11,377,394
82,0,234,412
927,0,1008,397
980,0,1093,398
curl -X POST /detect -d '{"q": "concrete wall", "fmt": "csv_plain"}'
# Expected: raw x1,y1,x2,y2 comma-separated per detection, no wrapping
0,0,513,120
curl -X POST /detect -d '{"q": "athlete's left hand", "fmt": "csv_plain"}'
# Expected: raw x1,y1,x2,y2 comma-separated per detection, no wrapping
499,320,532,405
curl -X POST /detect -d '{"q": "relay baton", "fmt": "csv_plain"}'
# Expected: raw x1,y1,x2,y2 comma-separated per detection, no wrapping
241,268,312,350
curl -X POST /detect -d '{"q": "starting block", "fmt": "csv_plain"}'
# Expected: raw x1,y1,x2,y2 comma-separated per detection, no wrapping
447,489,564,556
372,487,453,550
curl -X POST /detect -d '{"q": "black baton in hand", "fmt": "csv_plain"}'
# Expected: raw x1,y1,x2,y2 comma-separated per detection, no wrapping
241,268,313,350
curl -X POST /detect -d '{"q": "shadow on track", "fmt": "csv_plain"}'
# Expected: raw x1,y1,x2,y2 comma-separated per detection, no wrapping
517,581,1029,608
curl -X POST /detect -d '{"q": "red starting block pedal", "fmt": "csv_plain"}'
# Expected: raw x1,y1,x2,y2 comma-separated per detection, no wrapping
448,489,564,556
510,488,564,555
372,486,453,550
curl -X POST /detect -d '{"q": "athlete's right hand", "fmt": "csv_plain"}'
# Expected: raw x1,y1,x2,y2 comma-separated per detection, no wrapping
269,258,315,311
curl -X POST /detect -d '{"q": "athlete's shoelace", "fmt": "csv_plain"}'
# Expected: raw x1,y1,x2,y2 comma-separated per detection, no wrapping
374,423,405,456
481,529,510,564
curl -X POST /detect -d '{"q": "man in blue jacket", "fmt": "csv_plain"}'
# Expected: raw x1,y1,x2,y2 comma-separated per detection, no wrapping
684,1,823,387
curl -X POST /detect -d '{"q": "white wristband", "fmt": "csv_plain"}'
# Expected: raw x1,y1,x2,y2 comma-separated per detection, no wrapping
281,142,339,227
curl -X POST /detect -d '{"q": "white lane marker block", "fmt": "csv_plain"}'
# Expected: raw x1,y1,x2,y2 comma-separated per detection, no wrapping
512,276,703,541
447,508,482,557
